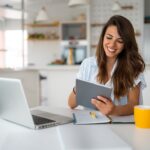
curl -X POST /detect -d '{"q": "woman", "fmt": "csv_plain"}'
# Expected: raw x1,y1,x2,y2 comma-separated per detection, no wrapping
68,15,146,116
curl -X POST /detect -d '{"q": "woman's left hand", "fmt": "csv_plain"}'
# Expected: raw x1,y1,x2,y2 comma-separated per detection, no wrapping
91,96,115,115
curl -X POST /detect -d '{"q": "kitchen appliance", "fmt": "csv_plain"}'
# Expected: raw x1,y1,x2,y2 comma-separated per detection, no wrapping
61,22,86,40
61,40,87,65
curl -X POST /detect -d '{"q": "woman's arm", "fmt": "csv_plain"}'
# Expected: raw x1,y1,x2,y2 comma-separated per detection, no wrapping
91,84,140,116
112,84,140,116
68,90,77,109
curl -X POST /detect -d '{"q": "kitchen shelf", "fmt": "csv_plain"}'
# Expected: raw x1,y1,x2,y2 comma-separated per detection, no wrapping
27,39,60,41
25,22,60,28
91,45,97,48
61,21,86,24
26,21,60,42
135,32,141,36
91,23,106,27
0,49,7,52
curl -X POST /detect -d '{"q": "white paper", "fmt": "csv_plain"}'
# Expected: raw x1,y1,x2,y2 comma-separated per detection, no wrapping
73,110,110,125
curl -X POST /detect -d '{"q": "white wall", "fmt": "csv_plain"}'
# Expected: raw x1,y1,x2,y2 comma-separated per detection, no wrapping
143,25,150,64
47,69,77,108
28,40,61,66
25,1,87,23
144,0,150,64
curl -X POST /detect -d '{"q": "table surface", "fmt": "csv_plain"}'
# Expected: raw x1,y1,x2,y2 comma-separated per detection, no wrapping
0,106,150,150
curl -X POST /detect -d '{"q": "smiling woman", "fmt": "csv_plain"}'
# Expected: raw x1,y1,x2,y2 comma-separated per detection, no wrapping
68,15,146,116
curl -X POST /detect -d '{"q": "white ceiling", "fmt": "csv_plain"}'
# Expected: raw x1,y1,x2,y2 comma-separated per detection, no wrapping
0,0,68,10
0,0,68,16
0,0,75,20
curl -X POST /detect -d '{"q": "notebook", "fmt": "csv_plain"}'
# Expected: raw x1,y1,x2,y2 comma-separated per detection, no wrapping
0,78,72,129
72,109,134,125
76,79,112,109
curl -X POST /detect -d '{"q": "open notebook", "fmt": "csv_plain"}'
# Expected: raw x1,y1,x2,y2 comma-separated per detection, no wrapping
72,109,134,125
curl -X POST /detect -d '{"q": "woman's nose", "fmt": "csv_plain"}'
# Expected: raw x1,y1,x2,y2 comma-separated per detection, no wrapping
109,40,116,48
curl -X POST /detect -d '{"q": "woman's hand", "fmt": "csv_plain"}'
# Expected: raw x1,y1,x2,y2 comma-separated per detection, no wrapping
68,91,77,109
91,96,115,115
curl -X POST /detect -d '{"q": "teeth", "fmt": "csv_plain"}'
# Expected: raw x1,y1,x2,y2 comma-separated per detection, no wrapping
108,47,115,52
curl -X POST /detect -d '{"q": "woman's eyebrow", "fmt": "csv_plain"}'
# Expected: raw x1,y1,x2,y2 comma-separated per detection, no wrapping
106,33,123,40
106,34,112,37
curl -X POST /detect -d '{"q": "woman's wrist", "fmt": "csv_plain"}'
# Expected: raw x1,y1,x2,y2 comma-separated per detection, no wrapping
73,87,76,95
110,105,117,115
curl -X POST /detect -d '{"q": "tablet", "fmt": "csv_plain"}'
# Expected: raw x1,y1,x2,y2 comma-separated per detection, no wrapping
76,79,112,109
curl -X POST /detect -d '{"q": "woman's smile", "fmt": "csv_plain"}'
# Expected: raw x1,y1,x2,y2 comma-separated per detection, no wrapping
103,25,124,60
107,47,116,53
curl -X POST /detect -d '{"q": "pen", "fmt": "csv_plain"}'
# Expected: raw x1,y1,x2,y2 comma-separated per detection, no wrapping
90,111,97,119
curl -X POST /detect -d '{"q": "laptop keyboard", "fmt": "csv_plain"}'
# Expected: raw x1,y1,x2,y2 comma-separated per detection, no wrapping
32,115,56,125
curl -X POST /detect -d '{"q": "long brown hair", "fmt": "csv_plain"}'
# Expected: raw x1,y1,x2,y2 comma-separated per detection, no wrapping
96,15,145,99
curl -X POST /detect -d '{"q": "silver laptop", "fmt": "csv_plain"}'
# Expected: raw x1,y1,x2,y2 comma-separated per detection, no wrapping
0,78,72,129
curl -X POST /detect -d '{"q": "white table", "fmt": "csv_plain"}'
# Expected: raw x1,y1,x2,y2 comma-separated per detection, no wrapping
0,106,150,150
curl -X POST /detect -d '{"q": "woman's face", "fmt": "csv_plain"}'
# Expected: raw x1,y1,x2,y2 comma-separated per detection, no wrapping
103,25,124,61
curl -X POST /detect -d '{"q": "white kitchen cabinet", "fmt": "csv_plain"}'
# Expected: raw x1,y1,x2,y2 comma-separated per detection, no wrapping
47,67,78,108
37,66,79,108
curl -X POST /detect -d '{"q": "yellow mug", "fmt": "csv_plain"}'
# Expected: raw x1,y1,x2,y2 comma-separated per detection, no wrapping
134,105,150,128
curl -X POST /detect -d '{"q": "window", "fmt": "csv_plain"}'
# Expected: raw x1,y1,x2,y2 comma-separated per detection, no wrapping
1,30,27,68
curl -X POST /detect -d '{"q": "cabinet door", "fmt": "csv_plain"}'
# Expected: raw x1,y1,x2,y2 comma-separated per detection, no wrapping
47,69,78,108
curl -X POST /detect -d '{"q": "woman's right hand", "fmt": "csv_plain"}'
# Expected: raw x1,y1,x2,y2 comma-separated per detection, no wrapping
91,96,115,115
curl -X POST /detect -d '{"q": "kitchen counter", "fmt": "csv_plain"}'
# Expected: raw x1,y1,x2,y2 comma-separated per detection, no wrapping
1,64,150,72
25,65,80,71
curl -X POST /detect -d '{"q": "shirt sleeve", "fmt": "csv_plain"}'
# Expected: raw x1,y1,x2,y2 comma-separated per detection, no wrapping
76,58,88,80
134,73,147,90
118,73,146,105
